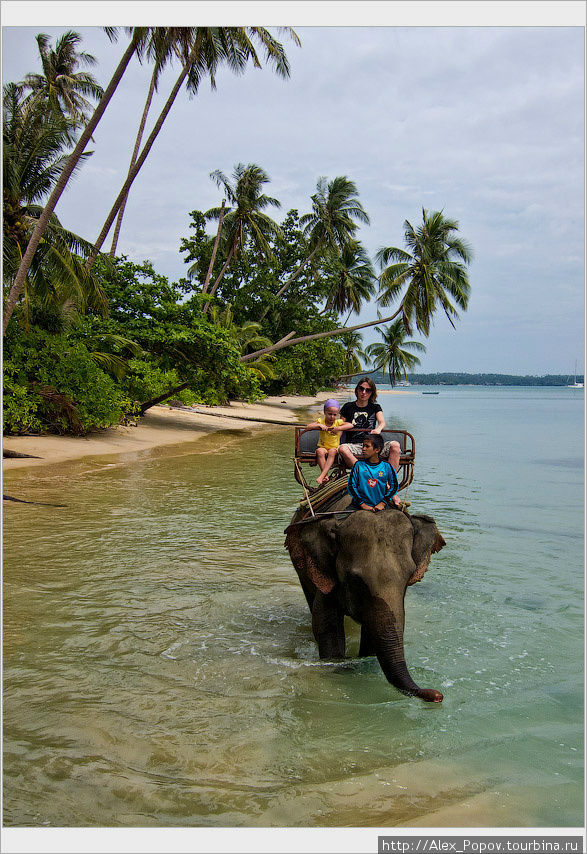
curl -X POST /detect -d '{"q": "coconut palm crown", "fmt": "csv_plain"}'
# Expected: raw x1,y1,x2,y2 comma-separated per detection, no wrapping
272,175,370,301
203,163,282,301
21,31,104,130
365,318,426,386
301,175,369,254
323,239,378,319
376,208,472,337
338,330,368,376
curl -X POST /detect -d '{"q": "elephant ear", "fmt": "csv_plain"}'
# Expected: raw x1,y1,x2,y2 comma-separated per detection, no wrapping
408,514,446,586
284,518,338,594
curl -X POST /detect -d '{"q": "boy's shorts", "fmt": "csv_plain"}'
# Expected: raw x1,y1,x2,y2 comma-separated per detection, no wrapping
342,441,396,460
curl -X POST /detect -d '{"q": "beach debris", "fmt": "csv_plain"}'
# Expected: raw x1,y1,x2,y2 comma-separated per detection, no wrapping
3,494,67,507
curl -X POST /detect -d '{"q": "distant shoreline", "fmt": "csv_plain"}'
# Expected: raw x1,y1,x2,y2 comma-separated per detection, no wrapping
351,372,583,387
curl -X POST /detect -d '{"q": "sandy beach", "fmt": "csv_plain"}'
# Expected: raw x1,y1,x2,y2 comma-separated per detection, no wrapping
2,393,337,471
2,388,415,472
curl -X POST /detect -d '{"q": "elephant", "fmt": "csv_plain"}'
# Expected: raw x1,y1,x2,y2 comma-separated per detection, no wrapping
285,493,446,702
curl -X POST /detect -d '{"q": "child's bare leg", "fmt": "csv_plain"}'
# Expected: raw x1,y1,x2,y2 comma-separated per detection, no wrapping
387,440,402,505
315,447,327,482
387,440,401,471
317,448,337,483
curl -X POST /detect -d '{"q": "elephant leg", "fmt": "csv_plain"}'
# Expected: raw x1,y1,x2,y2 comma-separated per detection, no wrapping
312,591,345,659
299,579,316,612
358,624,376,657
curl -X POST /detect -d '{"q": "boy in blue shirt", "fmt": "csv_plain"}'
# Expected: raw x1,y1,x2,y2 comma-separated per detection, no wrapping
347,434,399,511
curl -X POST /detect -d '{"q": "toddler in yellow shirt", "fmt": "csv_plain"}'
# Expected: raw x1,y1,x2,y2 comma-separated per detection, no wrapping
306,399,352,485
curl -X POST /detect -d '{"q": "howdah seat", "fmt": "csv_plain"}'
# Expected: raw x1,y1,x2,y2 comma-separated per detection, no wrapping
294,426,415,493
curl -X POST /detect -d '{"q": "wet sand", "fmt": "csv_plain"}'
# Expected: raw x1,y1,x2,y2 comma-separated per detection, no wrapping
3,389,414,472
2,394,334,471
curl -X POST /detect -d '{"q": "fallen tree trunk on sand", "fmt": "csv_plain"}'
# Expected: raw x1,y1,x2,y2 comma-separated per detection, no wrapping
3,494,66,507
170,404,304,428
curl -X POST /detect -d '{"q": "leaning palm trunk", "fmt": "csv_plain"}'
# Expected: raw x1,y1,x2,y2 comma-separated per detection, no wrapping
202,242,235,314
138,382,190,415
85,39,201,271
202,199,226,293
338,368,378,380
3,36,141,333
256,243,322,323
240,303,405,362
109,67,157,258
274,243,321,299
138,332,295,415
140,316,406,414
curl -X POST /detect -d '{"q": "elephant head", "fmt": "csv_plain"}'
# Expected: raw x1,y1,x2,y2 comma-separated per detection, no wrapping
285,498,446,702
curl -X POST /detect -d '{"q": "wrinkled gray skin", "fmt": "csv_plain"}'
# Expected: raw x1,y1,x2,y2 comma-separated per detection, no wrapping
285,494,446,702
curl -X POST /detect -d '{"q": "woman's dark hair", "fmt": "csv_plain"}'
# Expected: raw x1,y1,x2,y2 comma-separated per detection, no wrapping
369,433,384,453
354,376,377,402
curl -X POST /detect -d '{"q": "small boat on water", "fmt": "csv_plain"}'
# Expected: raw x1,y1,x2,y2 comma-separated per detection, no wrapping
568,361,583,388
422,391,439,395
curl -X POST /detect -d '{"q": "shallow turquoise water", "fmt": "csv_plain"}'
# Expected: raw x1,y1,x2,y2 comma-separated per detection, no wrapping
3,387,584,827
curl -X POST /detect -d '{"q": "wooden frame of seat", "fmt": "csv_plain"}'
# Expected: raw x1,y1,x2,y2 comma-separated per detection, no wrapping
294,426,415,492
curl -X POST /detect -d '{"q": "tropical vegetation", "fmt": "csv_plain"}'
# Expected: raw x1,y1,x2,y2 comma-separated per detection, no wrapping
376,208,472,336
3,27,473,436
365,319,426,386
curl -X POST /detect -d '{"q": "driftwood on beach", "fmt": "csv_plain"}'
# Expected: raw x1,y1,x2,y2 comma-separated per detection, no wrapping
3,494,66,507
173,404,305,428
3,449,43,459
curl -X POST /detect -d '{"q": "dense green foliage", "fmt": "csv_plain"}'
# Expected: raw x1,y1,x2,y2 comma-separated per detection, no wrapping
86,257,263,406
181,207,349,393
266,341,344,396
3,326,135,434
3,257,266,434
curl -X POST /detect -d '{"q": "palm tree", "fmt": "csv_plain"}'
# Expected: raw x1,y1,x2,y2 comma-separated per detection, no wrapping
90,26,300,264
203,162,282,309
6,27,299,329
3,84,106,324
241,208,472,363
376,208,472,336
273,176,370,300
4,26,152,333
207,303,276,379
108,26,237,258
21,31,104,131
322,239,377,321
365,319,426,386
339,330,368,376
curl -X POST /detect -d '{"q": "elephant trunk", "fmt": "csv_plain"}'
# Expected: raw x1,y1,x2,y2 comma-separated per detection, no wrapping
365,596,443,703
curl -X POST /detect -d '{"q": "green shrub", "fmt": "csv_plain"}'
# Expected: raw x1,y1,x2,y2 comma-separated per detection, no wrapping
2,360,43,434
122,359,199,406
3,329,135,435
265,340,345,396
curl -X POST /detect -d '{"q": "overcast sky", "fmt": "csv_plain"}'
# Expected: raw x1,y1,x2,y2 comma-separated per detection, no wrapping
2,4,585,375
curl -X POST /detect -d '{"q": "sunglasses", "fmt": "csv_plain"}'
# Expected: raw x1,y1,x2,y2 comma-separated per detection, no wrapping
358,386,372,392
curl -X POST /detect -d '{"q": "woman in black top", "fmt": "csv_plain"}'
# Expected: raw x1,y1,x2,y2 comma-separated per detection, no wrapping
338,378,401,499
